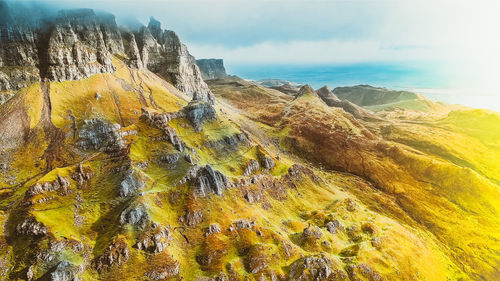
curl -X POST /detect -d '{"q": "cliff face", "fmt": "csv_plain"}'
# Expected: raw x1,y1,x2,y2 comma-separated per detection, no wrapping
0,4,212,102
196,59,228,80
135,18,214,103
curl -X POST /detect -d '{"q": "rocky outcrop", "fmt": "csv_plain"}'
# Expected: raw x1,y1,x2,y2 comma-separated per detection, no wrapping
141,108,186,152
135,224,172,253
244,159,260,177
16,216,49,236
288,255,348,281
44,9,116,82
136,18,214,103
76,119,130,153
25,175,70,198
144,261,180,280
119,169,144,197
0,5,212,103
92,237,130,272
316,86,341,105
183,101,217,131
325,220,343,234
196,59,227,80
120,205,148,227
193,165,231,197
50,261,81,281
204,133,248,149
205,224,221,236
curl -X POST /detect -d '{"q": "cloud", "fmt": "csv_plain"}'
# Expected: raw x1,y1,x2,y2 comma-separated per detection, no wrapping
188,39,439,65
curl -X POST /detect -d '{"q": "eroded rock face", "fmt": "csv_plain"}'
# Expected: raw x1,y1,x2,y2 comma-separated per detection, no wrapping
76,119,126,153
136,225,172,253
196,59,228,80
244,159,260,177
50,261,81,281
136,18,214,103
16,216,49,236
120,205,148,227
183,101,217,131
119,169,144,197
0,5,212,102
25,175,70,198
288,255,348,281
193,165,231,197
92,237,130,272
45,9,116,81
145,261,180,280
141,108,186,152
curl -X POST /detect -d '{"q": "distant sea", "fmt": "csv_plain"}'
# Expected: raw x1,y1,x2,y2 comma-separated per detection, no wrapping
227,63,500,112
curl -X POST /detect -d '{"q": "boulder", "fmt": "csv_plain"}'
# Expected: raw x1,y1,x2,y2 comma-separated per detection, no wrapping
325,220,343,234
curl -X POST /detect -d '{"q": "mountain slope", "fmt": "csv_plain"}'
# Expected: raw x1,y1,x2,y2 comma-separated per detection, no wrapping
0,4,499,281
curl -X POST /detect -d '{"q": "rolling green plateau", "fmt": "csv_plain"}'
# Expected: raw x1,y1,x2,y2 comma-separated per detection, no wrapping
0,3,499,281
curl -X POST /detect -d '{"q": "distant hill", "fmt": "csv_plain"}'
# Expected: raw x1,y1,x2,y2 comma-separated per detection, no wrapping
333,85,418,106
196,58,228,80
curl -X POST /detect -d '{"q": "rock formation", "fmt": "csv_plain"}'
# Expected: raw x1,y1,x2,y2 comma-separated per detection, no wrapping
196,59,227,80
0,3,212,102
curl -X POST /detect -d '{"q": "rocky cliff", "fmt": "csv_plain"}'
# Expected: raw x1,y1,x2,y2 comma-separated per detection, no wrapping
0,2,212,103
196,58,228,80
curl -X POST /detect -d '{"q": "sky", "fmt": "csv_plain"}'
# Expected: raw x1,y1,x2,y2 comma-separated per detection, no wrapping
15,0,500,108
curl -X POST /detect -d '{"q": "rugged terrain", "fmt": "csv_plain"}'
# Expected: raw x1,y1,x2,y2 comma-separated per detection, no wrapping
0,2,499,281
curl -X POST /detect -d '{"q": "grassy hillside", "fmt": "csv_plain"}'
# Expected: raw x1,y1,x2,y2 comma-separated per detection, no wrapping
0,63,498,281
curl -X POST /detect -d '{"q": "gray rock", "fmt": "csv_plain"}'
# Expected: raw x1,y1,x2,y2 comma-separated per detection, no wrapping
119,169,144,197
196,59,228,80
25,175,70,197
76,119,125,152
141,108,186,152
325,220,343,234
244,159,260,177
16,217,48,236
183,101,217,131
230,219,255,231
194,165,230,197
144,261,180,280
136,225,172,253
160,153,180,165
120,205,148,227
0,6,213,103
136,18,214,103
302,225,323,240
50,261,81,281
205,223,221,236
288,255,348,281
